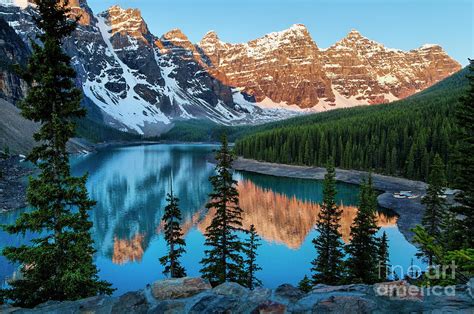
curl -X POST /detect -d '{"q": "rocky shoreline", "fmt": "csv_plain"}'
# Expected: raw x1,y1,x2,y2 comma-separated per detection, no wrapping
2,277,473,313
0,155,33,212
233,158,434,242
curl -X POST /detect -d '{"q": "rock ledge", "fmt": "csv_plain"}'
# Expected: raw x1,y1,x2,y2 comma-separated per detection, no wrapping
2,277,473,313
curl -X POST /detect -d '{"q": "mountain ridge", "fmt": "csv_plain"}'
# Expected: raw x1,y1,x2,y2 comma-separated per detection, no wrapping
232,65,469,184
0,0,462,136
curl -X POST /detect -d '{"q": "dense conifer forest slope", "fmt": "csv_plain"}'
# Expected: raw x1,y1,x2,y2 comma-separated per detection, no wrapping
233,67,469,183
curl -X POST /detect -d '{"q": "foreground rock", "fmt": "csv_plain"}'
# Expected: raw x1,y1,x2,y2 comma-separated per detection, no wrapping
3,277,473,313
152,277,212,300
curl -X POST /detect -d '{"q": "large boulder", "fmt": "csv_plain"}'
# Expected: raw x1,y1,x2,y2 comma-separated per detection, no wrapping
213,282,249,297
151,277,212,301
312,283,369,294
189,294,240,313
312,295,378,313
112,291,149,313
149,300,187,314
236,287,273,313
247,287,272,304
251,300,286,314
274,284,304,304
15,295,116,313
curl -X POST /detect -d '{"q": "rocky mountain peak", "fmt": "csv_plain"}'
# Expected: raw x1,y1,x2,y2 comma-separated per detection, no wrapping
336,29,375,48
161,28,189,43
416,43,442,51
202,30,219,41
321,30,461,104
158,28,198,55
198,30,224,60
199,30,221,47
197,23,332,107
64,0,94,26
107,4,140,16
253,23,314,48
1,0,94,25
275,23,309,36
287,23,309,34
347,28,363,37
101,5,151,43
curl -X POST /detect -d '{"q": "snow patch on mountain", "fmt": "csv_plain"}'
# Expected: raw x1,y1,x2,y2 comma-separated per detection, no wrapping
84,15,170,134
0,0,29,9
231,89,304,122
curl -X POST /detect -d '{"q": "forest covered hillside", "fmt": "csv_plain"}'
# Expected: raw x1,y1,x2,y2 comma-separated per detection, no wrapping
233,67,470,183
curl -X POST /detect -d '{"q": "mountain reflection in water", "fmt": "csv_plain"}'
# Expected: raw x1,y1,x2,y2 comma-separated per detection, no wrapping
111,178,398,263
1,144,419,295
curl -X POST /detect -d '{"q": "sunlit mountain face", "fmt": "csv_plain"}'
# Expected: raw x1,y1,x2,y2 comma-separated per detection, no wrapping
1,145,418,294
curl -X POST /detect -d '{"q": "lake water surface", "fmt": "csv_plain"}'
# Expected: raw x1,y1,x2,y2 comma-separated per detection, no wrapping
0,144,422,295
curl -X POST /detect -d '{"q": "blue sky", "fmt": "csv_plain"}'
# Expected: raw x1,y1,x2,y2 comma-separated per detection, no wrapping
88,0,473,65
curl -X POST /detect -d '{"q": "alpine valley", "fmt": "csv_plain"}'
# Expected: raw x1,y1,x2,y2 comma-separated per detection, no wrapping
0,0,461,136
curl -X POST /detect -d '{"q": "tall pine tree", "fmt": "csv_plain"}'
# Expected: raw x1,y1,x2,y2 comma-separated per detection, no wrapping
420,154,447,265
377,231,390,282
200,134,245,286
311,160,345,285
345,174,380,284
1,0,113,307
159,175,187,278
453,59,474,249
242,224,262,290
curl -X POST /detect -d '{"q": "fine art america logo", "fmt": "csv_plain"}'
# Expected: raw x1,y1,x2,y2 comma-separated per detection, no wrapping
374,262,463,299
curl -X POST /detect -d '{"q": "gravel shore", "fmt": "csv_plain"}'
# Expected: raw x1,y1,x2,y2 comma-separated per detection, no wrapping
233,158,430,242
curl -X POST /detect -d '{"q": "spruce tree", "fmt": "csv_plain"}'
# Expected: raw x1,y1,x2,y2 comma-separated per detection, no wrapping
420,154,447,264
311,160,345,285
298,275,312,293
345,174,380,284
377,231,390,282
453,59,474,249
200,134,245,286
159,176,187,278
1,0,113,307
242,224,262,290
439,210,461,253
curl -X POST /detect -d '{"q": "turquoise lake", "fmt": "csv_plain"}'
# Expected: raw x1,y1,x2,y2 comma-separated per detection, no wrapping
0,144,422,295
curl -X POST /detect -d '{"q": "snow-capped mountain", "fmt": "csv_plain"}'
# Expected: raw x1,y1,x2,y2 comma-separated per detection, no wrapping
320,30,462,107
199,24,334,109
199,26,461,111
0,1,296,135
0,0,461,135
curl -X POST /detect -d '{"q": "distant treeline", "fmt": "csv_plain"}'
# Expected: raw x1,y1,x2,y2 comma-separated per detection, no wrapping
235,68,469,183
75,118,143,143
